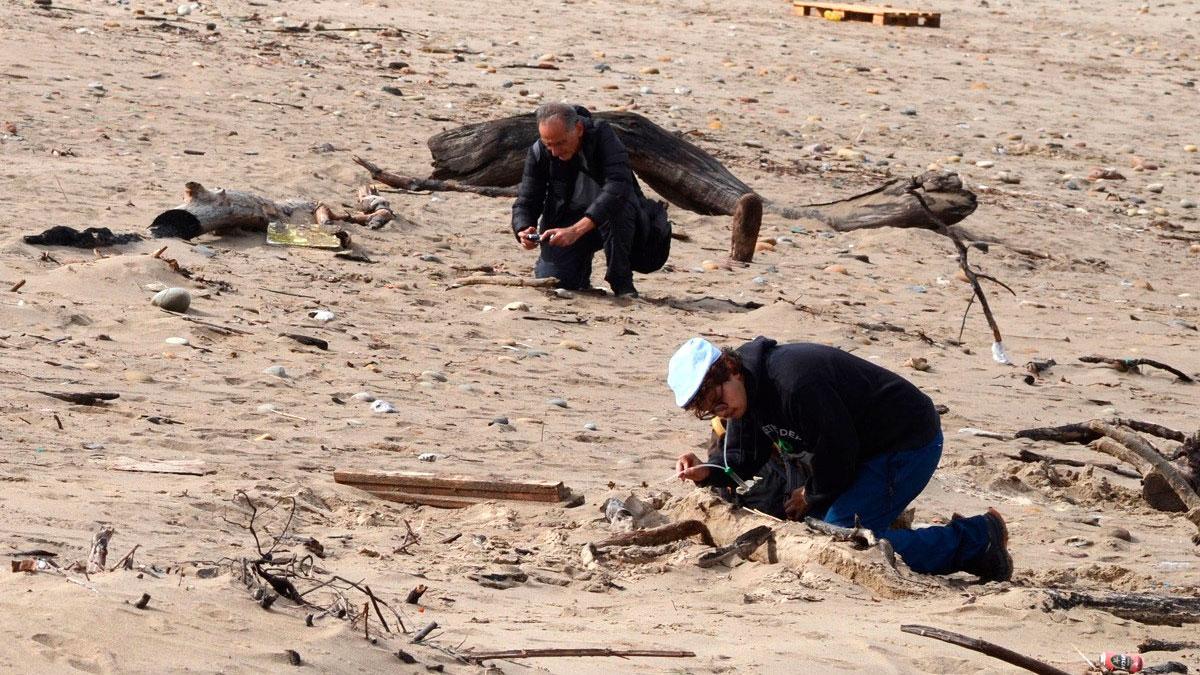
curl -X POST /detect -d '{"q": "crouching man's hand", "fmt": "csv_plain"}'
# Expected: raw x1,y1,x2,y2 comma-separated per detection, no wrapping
516,227,538,250
784,487,809,520
675,452,711,484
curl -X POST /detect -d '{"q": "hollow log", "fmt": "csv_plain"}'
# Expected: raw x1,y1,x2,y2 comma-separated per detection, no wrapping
150,182,318,239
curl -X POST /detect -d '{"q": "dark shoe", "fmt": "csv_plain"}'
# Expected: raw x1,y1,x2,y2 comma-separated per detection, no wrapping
611,284,638,300
960,508,1012,582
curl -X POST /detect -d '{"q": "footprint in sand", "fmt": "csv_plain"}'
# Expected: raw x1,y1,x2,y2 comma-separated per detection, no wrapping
31,633,119,674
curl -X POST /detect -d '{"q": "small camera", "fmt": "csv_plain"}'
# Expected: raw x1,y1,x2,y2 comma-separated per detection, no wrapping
523,233,542,242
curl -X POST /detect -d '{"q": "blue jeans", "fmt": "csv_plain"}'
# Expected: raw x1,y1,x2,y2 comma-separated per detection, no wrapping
809,433,991,575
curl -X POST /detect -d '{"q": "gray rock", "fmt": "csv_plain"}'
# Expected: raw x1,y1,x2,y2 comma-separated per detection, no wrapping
583,422,598,431
151,287,191,313
420,370,448,382
900,106,917,116
1181,198,1196,209
547,397,569,408
553,288,575,299
1146,183,1164,194
351,391,375,402
1064,179,1082,191
489,416,510,426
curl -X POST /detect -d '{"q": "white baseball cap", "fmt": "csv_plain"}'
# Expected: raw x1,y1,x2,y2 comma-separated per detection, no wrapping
667,337,722,408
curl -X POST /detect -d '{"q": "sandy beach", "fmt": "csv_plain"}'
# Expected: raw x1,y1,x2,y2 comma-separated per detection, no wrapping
2,0,1199,671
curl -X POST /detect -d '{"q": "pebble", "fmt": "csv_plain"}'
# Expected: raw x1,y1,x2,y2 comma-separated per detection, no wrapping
164,337,189,346
420,370,448,382
752,276,767,285
458,383,482,394
673,86,691,95
583,422,598,431
835,147,863,161
1134,279,1154,291
263,365,288,378
899,106,917,116
351,391,375,402
975,160,995,168
553,288,575,299
176,3,191,15
905,357,930,372
256,403,279,413
503,301,530,311
755,241,775,253
823,264,848,275
701,260,721,271
1191,244,1200,255
124,371,154,383
1106,527,1133,542
559,340,586,351
1181,199,1196,209
547,397,569,408
308,310,335,322
151,287,191,313
418,452,439,462
419,254,444,263
1186,145,1198,153
1146,183,1164,194
996,171,1021,184
370,400,397,413
193,245,217,258
489,416,510,426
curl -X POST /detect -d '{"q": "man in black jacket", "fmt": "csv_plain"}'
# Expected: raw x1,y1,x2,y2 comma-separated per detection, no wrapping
511,103,641,297
667,336,1013,582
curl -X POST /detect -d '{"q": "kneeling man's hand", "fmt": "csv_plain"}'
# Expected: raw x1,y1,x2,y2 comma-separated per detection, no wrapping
784,487,809,520
517,227,538,250
675,452,711,483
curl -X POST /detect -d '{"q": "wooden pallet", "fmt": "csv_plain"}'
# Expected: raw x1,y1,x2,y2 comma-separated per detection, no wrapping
792,1,941,27
334,469,573,509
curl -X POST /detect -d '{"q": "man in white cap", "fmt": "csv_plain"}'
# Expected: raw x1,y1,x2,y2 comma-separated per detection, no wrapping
667,336,1013,582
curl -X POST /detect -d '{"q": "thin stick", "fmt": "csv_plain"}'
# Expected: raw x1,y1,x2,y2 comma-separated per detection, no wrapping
466,648,696,662
451,275,559,289
900,625,1070,675
411,621,438,643
353,156,519,198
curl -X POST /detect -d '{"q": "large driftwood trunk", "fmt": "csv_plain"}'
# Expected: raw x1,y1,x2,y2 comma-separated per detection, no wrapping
424,112,978,234
150,182,317,239
427,111,753,216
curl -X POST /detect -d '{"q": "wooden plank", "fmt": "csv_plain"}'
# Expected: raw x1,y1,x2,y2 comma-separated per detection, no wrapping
333,470,567,499
790,0,940,23
112,456,214,476
339,481,567,503
354,487,485,509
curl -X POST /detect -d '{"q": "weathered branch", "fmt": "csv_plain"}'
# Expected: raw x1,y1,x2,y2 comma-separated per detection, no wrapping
354,156,521,198
1079,355,1194,383
466,648,696,663
150,182,319,240
1087,422,1200,525
1044,590,1200,626
450,275,559,289
900,624,1070,675
592,520,715,549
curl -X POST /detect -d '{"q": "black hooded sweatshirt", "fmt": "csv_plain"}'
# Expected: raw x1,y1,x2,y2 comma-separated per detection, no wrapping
700,337,941,513
510,106,643,239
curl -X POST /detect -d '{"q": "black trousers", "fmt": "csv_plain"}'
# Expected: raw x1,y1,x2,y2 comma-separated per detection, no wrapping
534,200,636,294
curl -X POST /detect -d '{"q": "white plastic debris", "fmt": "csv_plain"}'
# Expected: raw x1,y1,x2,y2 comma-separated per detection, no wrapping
308,309,336,322
417,452,439,462
370,400,397,413
991,341,1011,364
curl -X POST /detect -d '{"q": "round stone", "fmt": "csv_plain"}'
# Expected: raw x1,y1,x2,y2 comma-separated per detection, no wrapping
547,397,568,408
164,336,189,346
151,287,191,313
503,301,530,311
583,422,598,431
420,370,448,382
351,392,375,402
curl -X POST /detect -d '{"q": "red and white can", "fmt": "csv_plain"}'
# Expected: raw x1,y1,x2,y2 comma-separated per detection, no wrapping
1100,652,1143,673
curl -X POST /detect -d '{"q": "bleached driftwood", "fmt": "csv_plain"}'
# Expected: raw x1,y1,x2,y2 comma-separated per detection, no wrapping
150,182,318,239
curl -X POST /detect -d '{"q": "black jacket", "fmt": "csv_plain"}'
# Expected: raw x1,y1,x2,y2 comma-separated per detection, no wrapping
701,338,940,513
511,107,639,238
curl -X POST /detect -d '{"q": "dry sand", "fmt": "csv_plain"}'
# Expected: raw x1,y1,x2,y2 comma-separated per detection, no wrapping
2,0,1200,672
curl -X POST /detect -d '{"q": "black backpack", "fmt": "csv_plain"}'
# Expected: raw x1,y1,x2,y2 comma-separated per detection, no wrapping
630,197,671,274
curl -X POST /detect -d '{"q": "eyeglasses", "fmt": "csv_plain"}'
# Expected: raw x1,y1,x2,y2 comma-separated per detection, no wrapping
690,380,731,420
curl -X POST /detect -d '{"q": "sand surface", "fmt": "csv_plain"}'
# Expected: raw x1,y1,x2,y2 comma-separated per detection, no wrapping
2,0,1200,672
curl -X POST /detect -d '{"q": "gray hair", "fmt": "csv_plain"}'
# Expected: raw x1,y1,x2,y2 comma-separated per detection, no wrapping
536,102,579,130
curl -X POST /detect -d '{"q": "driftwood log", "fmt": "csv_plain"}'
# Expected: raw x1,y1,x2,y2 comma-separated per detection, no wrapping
1043,590,1200,626
87,526,115,574
900,625,1070,675
1015,419,1200,538
150,182,319,239
362,112,979,263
